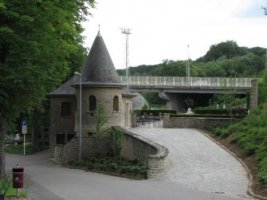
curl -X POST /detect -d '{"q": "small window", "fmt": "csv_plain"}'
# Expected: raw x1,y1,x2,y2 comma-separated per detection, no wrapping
61,102,72,117
67,134,74,142
113,96,119,111
56,134,65,145
89,95,96,111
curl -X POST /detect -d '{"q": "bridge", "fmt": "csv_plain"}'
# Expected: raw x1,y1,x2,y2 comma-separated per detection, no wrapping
119,76,257,111
119,76,252,94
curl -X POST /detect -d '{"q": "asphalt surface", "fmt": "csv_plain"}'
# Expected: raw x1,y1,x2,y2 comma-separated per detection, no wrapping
5,127,253,200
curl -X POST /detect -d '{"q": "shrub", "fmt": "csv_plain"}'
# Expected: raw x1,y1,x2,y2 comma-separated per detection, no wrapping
209,107,267,187
242,143,257,156
134,109,176,116
194,108,248,117
67,157,147,179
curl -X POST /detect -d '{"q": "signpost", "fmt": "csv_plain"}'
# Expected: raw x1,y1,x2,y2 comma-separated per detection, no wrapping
21,120,27,155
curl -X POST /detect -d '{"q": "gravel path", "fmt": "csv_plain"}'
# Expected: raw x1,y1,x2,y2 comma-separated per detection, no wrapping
129,127,252,199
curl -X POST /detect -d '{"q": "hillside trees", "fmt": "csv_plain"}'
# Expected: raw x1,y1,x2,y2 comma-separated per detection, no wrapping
0,0,94,178
125,42,265,78
197,41,247,62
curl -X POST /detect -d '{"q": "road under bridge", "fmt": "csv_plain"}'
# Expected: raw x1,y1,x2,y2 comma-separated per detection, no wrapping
119,76,258,111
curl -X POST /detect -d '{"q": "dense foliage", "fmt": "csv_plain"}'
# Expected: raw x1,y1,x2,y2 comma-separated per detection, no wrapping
134,109,176,116
68,157,147,179
212,106,267,185
210,71,267,187
194,108,248,117
0,0,95,178
118,41,265,78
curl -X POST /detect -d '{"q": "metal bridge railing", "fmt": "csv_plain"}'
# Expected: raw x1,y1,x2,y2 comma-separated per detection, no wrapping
119,76,252,88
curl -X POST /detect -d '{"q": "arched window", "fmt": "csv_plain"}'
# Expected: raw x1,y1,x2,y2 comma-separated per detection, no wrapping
89,95,96,111
113,96,119,111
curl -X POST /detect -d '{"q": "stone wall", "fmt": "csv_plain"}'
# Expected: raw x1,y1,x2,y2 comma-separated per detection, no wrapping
249,79,258,110
119,128,169,178
76,87,133,135
53,136,113,163
53,127,169,178
50,96,76,156
163,114,240,129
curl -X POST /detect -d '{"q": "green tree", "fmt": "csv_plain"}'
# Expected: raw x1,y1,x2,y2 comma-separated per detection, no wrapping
198,41,246,62
0,0,95,178
94,104,108,139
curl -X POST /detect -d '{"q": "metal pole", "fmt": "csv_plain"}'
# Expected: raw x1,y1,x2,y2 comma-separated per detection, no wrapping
79,75,82,161
263,7,267,69
74,72,82,161
121,28,131,92
23,134,26,156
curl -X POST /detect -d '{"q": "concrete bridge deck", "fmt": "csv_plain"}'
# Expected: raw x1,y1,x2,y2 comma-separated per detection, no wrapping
119,76,253,94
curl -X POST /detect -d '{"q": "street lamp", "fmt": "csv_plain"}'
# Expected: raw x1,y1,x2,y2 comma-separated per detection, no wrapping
74,71,82,161
263,7,267,69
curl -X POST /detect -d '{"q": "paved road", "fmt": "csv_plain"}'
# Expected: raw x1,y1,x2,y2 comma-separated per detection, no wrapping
5,128,252,200
129,127,252,199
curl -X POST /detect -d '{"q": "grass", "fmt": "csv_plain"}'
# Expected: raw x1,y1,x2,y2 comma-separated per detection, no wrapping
6,188,27,198
4,143,33,155
0,178,27,198
209,104,267,186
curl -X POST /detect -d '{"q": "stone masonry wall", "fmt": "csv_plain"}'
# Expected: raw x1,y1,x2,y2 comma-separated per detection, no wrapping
54,127,169,178
163,114,240,129
53,136,113,163
50,96,76,156
249,79,258,110
119,128,169,178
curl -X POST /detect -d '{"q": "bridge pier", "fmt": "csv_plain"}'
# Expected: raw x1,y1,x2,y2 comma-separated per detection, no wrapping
249,79,258,110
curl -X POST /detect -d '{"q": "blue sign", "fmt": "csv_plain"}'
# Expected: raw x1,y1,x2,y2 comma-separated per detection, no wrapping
21,120,27,127
21,120,27,134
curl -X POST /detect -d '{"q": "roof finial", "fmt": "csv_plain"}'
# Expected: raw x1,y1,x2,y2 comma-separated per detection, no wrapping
97,24,101,36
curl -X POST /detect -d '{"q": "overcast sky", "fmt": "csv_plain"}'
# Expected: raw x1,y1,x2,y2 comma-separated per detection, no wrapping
82,0,267,69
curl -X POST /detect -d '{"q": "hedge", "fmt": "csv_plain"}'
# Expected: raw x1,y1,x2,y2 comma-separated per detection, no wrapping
134,109,176,116
194,108,248,117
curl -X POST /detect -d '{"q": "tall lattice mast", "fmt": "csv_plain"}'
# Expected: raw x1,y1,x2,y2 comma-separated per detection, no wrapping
121,28,131,91
263,7,267,69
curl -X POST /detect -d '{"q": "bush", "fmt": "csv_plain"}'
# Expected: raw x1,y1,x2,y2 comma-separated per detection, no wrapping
209,107,267,186
4,143,33,154
67,157,147,179
194,108,248,117
258,158,267,185
134,109,176,116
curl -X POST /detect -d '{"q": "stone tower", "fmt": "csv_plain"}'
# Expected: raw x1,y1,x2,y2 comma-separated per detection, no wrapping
73,31,133,135
49,31,133,152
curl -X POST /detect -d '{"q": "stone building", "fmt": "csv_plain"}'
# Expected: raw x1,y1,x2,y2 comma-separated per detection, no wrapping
49,31,133,155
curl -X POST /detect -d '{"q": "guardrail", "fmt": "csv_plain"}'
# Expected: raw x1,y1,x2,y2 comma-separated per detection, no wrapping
119,76,252,88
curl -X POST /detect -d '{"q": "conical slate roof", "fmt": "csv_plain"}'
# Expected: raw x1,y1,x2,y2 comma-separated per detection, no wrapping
50,31,124,96
82,31,122,85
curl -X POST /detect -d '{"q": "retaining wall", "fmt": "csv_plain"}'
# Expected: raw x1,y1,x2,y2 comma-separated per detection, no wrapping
53,127,169,178
118,128,169,178
53,136,113,163
163,114,240,128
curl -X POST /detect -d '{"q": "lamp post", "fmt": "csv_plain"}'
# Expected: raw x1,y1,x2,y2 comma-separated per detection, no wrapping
74,71,82,161
263,7,267,69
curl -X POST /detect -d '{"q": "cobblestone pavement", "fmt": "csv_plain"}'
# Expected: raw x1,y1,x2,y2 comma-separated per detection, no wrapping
129,127,253,200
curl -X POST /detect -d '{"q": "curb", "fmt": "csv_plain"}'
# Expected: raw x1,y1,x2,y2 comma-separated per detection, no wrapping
199,129,267,200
